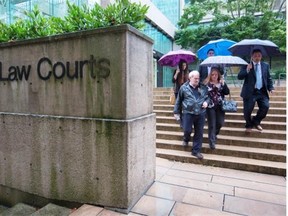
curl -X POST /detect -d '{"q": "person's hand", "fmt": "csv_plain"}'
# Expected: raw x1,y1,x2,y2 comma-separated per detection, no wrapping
202,101,208,108
174,69,180,80
174,114,180,121
270,90,274,95
220,79,225,85
246,63,252,72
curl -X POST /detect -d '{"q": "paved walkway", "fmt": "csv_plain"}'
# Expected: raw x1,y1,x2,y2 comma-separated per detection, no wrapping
71,157,286,216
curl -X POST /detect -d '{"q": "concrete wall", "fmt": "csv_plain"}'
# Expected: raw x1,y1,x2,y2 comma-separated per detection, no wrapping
0,25,155,212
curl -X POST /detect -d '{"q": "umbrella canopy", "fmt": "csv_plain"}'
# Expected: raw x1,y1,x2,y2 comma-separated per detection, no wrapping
228,39,280,57
158,50,197,67
200,56,248,67
197,39,236,60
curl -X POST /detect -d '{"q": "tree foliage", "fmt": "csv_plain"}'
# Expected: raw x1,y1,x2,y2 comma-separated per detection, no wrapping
175,0,286,52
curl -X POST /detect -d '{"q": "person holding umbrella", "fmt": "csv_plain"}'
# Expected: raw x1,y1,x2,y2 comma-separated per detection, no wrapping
203,66,230,149
237,49,274,132
172,60,189,99
198,49,216,83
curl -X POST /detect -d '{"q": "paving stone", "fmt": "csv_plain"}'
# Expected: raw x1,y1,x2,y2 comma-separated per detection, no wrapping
98,209,141,215
156,157,175,168
170,202,240,216
69,204,103,216
235,187,286,205
165,168,212,182
146,182,188,202
159,174,234,195
171,161,286,185
224,195,286,216
0,203,36,216
182,188,224,211
131,195,175,216
213,175,286,195
31,203,71,216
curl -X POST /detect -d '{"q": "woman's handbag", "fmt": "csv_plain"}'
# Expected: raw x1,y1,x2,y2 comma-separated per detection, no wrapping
221,94,237,112
169,92,176,105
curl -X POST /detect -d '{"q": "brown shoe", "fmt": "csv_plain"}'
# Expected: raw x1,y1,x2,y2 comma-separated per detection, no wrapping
245,128,253,133
255,125,263,131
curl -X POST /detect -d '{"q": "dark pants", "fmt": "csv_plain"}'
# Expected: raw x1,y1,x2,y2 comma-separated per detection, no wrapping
182,112,206,154
243,89,269,128
207,106,225,145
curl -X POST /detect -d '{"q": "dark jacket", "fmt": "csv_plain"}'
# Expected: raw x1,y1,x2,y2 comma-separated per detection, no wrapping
238,62,274,99
174,82,210,115
199,65,224,83
206,82,230,108
172,70,189,94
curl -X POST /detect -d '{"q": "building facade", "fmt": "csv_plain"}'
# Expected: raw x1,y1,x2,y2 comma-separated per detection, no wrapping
0,0,184,87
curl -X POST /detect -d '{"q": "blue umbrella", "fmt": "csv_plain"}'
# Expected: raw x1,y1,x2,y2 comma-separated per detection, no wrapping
197,39,236,60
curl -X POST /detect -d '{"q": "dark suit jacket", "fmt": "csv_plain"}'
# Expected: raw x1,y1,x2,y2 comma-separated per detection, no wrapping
199,65,209,83
199,65,224,83
237,62,274,99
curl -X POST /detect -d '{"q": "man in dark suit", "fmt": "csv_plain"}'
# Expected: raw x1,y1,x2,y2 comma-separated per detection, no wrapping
199,49,215,83
237,49,274,132
198,49,224,83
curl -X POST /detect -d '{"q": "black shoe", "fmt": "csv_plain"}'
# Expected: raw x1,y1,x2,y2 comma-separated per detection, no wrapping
182,141,189,146
209,143,216,150
192,152,203,159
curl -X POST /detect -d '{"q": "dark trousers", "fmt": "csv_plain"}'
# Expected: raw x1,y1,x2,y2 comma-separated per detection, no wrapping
207,106,225,145
182,112,206,154
243,89,269,128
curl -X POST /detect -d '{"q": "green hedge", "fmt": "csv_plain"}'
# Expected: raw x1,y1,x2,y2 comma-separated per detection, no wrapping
0,0,149,43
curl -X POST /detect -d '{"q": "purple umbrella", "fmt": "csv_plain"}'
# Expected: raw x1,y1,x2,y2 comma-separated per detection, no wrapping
158,50,197,67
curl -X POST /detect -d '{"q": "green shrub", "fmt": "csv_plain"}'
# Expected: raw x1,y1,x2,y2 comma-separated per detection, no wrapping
0,0,149,43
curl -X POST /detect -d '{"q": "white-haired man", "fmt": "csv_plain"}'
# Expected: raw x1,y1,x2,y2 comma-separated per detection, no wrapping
174,70,210,159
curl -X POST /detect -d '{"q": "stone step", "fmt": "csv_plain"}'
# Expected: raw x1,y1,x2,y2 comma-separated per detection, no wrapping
154,90,287,97
156,113,285,125
153,105,286,115
153,86,286,92
156,130,286,150
156,123,286,140
156,139,286,162
0,205,8,213
0,203,36,216
30,203,71,216
156,148,286,176
0,203,72,216
153,95,286,102
153,100,287,108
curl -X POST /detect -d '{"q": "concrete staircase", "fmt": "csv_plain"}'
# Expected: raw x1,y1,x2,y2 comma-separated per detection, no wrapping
0,203,72,216
154,86,286,176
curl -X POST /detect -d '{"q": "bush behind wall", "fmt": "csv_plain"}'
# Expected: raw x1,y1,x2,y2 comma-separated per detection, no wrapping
0,0,149,43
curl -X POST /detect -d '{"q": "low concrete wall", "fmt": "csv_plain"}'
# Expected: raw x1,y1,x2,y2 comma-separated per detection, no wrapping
0,25,155,212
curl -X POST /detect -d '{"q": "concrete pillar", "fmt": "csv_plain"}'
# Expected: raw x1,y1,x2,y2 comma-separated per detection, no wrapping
0,25,155,213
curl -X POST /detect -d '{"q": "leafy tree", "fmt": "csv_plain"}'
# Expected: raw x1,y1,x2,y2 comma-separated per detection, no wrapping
175,0,286,52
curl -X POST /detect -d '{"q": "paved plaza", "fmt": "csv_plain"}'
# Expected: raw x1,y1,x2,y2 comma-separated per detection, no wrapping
71,157,286,216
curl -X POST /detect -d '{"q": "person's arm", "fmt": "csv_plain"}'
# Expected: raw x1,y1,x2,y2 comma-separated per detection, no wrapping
221,82,230,95
238,65,250,80
265,64,275,93
172,69,180,83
